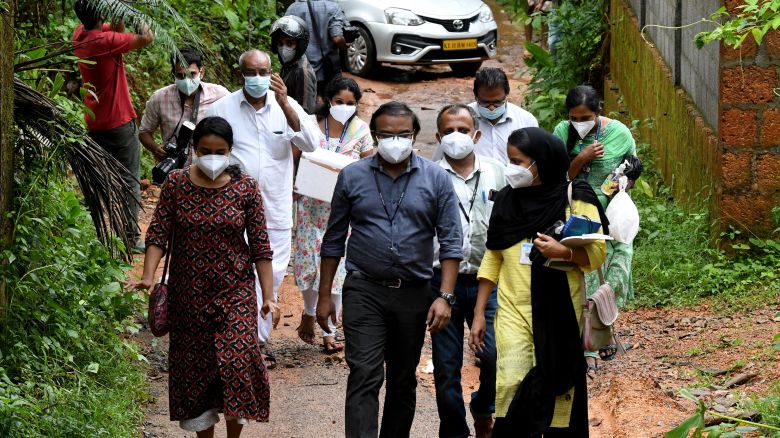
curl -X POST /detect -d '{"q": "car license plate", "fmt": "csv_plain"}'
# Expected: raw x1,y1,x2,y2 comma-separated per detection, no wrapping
443,39,477,51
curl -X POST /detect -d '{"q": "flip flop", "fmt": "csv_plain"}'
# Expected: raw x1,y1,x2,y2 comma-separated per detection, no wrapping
586,356,598,379
323,336,344,355
261,349,277,370
296,313,317,345
599,343,633,361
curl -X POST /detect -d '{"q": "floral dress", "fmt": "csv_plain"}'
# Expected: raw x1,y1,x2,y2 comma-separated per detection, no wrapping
146,168,273,422
294,116,373,294
553,119,637,307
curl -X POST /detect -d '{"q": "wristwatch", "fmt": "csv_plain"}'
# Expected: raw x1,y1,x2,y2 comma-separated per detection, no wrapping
438,291,456,306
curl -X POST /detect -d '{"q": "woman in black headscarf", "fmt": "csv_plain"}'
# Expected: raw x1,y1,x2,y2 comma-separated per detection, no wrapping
469,127,608,437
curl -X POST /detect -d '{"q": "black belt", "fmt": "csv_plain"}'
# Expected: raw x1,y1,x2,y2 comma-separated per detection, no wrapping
349,271,427,289
433,268,479,284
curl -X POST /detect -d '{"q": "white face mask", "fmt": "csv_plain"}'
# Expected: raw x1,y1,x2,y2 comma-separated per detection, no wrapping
175,75,200,96
194,154,230,180
329,104,356,125
570,119,596,139
377,137,413,164
279,46,296,64
439,131,476,160
505,162,536,188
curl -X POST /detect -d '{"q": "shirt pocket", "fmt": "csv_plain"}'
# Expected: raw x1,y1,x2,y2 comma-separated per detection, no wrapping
266,132,292,161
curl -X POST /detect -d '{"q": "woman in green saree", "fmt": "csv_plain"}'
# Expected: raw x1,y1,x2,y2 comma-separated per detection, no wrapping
553,85,638,373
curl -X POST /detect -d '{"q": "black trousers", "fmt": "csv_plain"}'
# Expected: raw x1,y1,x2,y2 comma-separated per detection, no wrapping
342,274,432,438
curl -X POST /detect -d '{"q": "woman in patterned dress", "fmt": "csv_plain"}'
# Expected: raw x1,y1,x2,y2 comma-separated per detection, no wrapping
131,116,276,437
294,77,374,353
553,85,639,371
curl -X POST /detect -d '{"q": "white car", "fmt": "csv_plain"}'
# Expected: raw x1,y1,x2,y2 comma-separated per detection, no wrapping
338,0,498,77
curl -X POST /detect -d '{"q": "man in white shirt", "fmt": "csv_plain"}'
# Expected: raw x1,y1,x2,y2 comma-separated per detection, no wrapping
433,67,538,165
206,49,319,355
432,104,506,438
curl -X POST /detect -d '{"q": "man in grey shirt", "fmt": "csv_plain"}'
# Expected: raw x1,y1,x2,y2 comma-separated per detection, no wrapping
317,101,462,437
286,0,346,97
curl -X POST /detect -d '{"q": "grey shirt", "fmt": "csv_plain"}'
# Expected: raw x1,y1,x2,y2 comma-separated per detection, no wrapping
321,153,463,281
286,0,345,81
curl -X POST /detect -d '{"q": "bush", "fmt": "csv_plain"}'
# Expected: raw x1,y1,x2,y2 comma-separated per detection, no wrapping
522,0,609,130
0,172,148,437
630,140,780,308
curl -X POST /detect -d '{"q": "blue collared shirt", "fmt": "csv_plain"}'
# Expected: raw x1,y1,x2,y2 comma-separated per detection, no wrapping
321,153,463,281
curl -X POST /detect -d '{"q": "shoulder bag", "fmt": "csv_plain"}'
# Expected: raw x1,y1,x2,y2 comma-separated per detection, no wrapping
148,173,182,337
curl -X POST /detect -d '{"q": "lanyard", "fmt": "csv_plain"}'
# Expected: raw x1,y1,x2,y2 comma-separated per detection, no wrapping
457,171,481,224
324,116,348,149
578,116,601,177
372,169,412,224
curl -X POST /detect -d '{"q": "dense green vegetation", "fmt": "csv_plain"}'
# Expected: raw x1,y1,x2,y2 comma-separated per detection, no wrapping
2,0,277,435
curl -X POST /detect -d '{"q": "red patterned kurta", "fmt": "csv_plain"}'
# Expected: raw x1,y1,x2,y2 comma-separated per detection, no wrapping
146,168,272,422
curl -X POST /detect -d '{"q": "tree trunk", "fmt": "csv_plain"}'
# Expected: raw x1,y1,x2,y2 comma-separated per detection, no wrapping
0,0,15,321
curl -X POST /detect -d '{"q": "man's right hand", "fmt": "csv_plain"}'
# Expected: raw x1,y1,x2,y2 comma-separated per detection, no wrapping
316,294,337,334
148,143,167,162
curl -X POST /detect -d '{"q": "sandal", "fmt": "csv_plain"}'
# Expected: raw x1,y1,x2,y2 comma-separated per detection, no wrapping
586,356,598,379
323,335,344,355
296,313,317,345
261,349,277,370
598,343,633,361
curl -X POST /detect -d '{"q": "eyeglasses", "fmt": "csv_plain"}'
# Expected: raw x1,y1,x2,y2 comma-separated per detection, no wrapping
374,132,415,140
477,98,506,109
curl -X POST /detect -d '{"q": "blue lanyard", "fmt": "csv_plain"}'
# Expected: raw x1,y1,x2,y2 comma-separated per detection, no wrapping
324,116,348,150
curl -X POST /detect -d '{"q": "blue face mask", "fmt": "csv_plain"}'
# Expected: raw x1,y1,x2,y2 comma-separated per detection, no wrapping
478,103,506,121
244,74,270,98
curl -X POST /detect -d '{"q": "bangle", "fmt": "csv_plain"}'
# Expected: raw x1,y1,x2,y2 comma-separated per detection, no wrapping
567,248,574,262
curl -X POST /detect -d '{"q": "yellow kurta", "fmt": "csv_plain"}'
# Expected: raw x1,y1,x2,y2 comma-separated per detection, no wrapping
477,199,606,427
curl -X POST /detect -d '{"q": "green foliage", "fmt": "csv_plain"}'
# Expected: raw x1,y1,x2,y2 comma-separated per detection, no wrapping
666,387,780,437
521,0,608,130
630,138,780,308
0,169,148,436
696,0,780,49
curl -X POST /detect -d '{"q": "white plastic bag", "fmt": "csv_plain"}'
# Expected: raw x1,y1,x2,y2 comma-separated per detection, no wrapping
605,176,640,244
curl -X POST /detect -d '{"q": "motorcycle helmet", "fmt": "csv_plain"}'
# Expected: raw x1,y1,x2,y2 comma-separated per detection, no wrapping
270,15,310,61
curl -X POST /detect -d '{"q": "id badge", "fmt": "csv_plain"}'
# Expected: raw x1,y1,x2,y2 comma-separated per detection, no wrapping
519,242,533,265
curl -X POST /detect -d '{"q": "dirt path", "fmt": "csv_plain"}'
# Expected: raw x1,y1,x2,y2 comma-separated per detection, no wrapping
133,3,780,437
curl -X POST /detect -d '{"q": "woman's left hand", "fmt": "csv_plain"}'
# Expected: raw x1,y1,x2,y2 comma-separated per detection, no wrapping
533,232,570,260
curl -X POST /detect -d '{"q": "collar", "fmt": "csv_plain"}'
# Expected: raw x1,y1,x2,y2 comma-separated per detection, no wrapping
239,89,274,112
439,153,481,181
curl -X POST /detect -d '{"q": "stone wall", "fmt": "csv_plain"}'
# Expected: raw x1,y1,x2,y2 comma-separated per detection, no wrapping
718,2,780,235
609,0,780,236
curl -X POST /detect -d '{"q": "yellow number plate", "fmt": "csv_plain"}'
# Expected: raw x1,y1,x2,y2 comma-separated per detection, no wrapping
442,39,478,51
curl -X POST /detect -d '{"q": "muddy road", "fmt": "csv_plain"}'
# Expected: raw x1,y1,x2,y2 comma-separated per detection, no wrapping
135,2,780,437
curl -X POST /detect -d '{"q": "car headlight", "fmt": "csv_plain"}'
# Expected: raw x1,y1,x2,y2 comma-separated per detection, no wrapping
385,8,425,26
478,3,494,23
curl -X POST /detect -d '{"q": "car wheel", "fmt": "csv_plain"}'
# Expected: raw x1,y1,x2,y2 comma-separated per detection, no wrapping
449,61,483,77
344,25,376,77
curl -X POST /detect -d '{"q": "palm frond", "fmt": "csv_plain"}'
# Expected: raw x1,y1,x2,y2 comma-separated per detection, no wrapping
13,77,137,261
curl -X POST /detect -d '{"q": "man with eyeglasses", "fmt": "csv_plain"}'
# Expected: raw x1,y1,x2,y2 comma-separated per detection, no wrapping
434,67,538,165
317,101,463,438
139,46,230,163
206,49,320,364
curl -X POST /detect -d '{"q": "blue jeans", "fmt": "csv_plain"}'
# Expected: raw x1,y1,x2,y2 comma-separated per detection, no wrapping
431,270,498,438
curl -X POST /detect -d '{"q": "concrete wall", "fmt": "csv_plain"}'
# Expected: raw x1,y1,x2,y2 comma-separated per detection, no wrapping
681,0,721,129
630,0,721,129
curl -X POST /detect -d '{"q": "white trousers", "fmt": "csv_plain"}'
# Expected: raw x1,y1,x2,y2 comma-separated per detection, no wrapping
301,287,342,337
256,228,292,345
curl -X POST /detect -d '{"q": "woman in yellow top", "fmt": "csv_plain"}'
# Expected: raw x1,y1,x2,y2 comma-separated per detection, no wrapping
469,127,607,437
